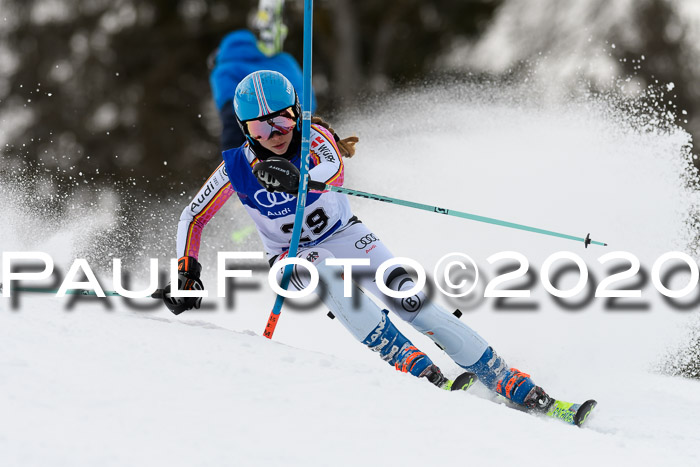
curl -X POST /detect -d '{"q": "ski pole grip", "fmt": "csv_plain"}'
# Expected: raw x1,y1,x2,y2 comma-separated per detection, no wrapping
307,180,327,191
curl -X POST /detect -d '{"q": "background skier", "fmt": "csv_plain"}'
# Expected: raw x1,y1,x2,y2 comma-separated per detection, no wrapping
209,0,317,151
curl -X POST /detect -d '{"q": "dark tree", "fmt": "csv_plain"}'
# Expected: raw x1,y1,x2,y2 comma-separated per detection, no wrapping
0,0,500,186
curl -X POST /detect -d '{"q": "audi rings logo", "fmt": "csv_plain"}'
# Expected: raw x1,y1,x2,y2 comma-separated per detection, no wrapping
354,234,379,249
254,189,295,208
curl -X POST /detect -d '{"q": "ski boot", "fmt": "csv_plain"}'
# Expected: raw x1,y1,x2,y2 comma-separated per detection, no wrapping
523,385,555,412
499,369,597,427
495,368,542,407
363,313,476,392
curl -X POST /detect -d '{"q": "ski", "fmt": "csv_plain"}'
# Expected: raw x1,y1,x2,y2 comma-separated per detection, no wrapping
541,399,597,427
445,371,478,392
434,368,594,427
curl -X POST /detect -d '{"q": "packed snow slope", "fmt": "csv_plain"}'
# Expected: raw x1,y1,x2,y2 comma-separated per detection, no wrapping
2,82,700,466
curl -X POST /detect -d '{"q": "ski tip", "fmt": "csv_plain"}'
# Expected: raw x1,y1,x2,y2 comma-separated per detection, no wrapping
450,371,477,392
574,399,597,427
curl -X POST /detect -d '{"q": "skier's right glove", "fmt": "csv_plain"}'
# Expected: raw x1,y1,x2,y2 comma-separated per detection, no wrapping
253,156,300,194
163,256,204,315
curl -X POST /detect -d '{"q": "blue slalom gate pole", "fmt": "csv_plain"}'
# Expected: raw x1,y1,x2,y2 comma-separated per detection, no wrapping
264,0,314,339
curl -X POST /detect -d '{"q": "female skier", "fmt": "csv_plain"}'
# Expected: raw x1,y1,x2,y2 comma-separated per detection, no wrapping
164,70,555,411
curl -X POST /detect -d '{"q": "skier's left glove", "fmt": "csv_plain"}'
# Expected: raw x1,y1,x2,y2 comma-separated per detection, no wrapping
253,156,300,194
162,256,204,315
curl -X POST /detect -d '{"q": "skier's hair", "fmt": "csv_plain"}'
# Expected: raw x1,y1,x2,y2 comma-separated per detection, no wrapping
311,116,358,158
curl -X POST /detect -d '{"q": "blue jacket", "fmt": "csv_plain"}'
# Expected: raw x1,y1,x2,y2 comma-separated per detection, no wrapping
209,29,317,112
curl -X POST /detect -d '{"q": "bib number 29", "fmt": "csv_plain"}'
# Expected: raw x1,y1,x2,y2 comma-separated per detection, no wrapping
281,207,330,243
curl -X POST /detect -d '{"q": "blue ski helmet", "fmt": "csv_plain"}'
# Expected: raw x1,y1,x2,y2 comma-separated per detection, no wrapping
234,70,301,143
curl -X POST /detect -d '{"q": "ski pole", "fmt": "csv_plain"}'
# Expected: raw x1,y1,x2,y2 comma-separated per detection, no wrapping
263,0,314,339
307,181,607,248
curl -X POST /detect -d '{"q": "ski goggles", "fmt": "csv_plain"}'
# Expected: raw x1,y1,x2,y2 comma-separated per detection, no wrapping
245,108,297,141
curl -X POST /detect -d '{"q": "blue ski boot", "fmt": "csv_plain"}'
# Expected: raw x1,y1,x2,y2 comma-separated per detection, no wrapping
363,313,476,391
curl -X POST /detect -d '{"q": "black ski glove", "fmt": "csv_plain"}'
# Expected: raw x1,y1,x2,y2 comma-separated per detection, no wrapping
253,156,300,194
163,256,204,315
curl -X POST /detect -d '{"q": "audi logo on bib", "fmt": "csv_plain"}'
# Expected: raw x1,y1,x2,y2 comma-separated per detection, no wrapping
253,189,295,208
354,234,379,249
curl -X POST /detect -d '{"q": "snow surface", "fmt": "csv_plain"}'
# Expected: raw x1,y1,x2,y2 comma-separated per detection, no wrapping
2,82,700,466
